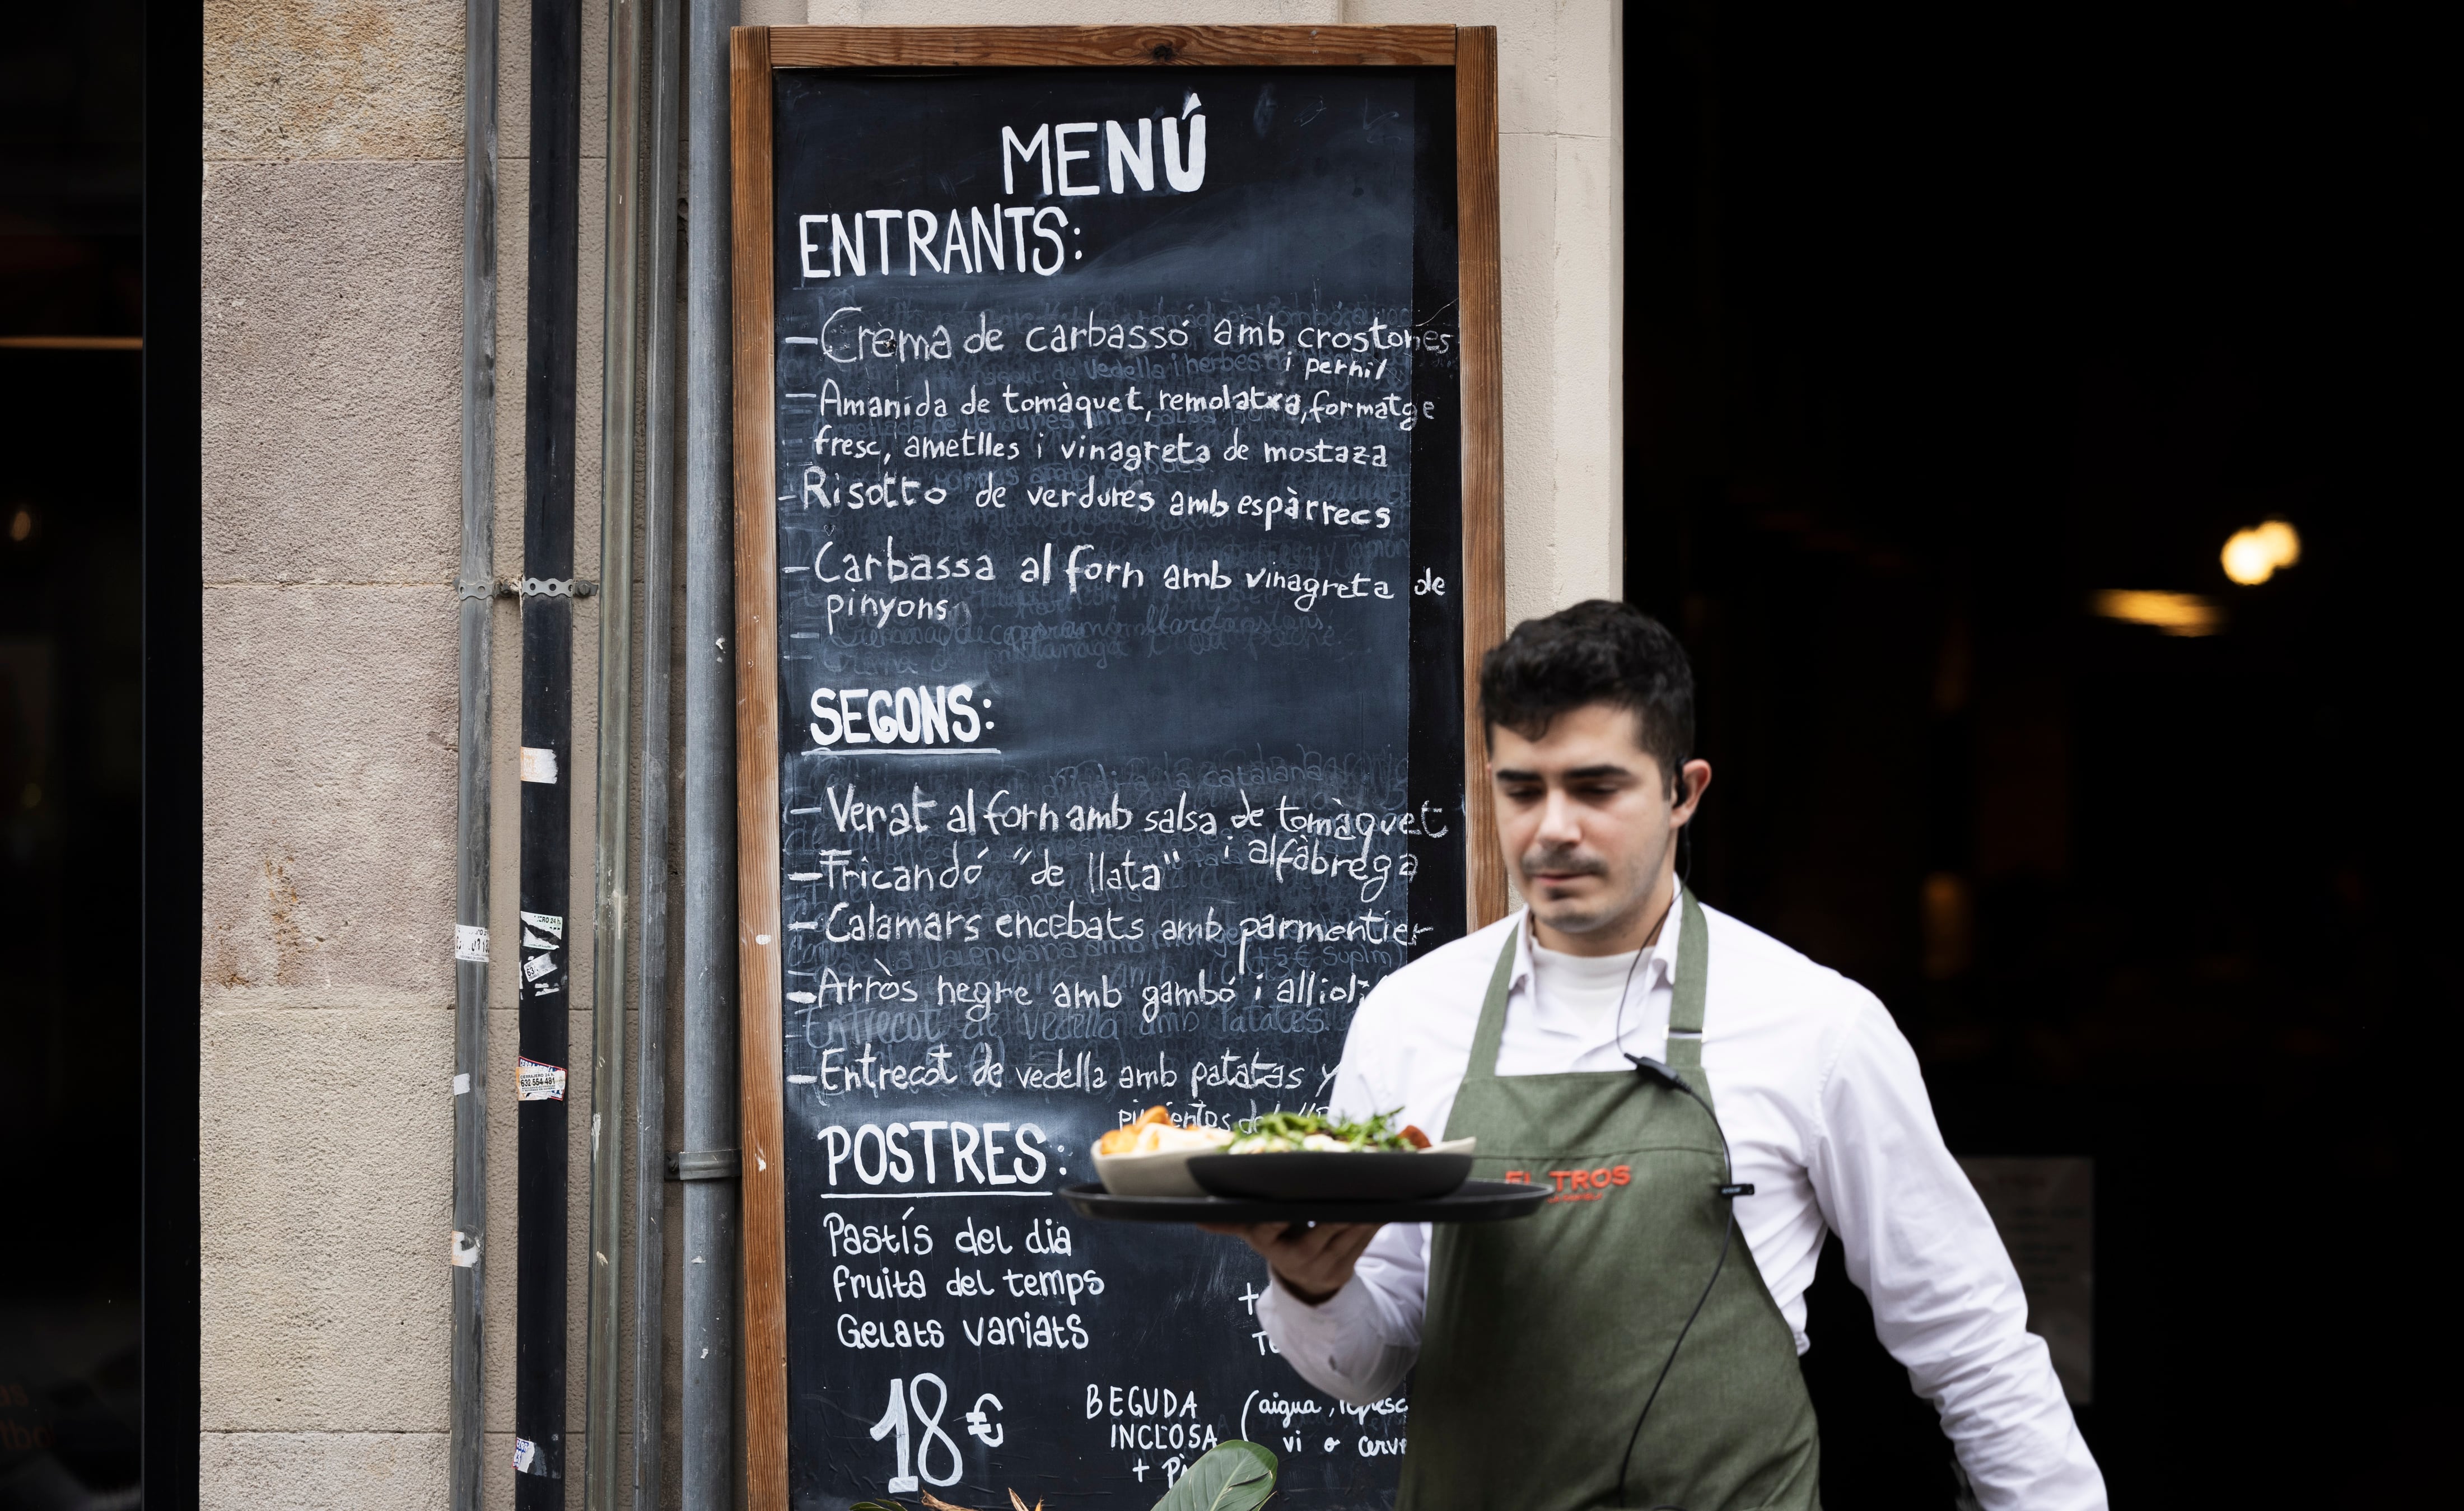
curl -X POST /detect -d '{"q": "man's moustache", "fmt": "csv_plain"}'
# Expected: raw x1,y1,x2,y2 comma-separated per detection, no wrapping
1523,852,1604,878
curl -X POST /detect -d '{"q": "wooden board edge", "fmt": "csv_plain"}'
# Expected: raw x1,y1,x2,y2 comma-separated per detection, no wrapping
1455,26,1509,932
767,23,1457,69
728,25,790,1511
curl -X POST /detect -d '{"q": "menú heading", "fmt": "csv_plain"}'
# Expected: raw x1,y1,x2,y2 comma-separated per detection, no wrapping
794,96,1208,282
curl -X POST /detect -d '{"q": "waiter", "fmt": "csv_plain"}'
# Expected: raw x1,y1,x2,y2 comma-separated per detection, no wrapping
1207,601,2104,1510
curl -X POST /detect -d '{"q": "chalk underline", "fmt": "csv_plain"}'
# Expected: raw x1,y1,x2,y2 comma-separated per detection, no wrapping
814,1190,1054,1200
797,748,1005,757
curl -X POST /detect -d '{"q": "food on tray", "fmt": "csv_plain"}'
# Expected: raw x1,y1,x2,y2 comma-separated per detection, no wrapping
1097,1105,1233,1156
1224,1110,1434,1154
1092,1107,1236,1197
1188,1113,1477,1202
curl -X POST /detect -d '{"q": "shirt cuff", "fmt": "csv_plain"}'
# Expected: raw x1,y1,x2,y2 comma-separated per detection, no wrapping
1255,1266,1397,1402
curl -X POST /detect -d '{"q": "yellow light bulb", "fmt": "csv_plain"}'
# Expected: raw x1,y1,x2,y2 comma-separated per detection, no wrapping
2222,519,2301,586
2255,519,2300,568
2221,530,2276,585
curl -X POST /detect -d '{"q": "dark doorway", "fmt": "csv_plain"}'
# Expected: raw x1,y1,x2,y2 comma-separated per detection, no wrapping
1,3,146,1508
1625,4,2449,1505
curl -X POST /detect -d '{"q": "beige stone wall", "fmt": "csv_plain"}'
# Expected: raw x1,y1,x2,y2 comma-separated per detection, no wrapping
198,2,1614,1503
203,0,622,1500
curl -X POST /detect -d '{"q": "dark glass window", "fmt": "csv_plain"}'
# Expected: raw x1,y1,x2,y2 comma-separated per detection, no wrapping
1626,4,2447,1503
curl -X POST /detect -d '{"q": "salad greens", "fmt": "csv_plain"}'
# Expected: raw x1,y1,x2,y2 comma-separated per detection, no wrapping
1225,1109,1423,1154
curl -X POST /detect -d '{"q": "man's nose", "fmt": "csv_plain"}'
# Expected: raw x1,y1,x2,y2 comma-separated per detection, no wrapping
1535,787,1582,848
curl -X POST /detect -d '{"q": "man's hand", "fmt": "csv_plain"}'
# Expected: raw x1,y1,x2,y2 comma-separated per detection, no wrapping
1198,1220,1384,1305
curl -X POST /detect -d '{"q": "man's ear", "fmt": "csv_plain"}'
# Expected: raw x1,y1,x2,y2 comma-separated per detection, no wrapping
1673,758,1713,822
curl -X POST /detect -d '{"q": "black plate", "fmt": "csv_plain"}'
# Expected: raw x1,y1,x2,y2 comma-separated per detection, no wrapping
1060,1178,1550,1225
1188,1150,1473,1202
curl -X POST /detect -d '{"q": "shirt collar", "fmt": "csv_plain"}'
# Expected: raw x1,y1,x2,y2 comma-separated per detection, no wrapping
1508,893,1686,995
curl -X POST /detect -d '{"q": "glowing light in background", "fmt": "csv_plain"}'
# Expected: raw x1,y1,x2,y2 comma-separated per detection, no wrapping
2221,519,2302,585
1921,872,1974,981
2091,589,2223,637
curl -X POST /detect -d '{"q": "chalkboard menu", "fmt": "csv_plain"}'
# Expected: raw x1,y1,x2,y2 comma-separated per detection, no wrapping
732,27,1502,1511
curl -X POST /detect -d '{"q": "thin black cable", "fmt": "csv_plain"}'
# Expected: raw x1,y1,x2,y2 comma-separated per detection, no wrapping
1535,814,1718,1508
1613,1067,1737,1510
1606,862,1685,1060
1599,810,1733,1511
1606,889,1677,1066
1603,780,1692,1065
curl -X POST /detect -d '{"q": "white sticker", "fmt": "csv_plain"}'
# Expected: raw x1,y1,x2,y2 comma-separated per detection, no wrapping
512,1438,539,1473
522,928,557,952
529,978,561,997
454,924,490,963
754,934,772,946
452,1072,471,1095
450,1230,481,1267
522,952,558,983
516,1057,567,1101
520,746,559,784
520,911,564,938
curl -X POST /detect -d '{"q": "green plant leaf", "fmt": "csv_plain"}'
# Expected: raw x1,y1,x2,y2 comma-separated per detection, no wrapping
1150,1441,1277,1511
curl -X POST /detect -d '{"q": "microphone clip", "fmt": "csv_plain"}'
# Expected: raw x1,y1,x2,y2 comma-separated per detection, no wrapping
1625,1053,1679,1084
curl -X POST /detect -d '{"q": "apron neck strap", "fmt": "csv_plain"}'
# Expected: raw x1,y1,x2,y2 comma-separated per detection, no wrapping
1664,887,1714,1111
1465,920,1522,1080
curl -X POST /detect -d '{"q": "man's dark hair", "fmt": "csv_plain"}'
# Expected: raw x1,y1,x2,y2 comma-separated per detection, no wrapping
1479,600,1696,791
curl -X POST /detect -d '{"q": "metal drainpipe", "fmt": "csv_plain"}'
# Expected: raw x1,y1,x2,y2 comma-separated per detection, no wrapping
586,0,648,1503
631,0,684,1507
450,0,500,1504
680,0,741,1504
515,0,583,1495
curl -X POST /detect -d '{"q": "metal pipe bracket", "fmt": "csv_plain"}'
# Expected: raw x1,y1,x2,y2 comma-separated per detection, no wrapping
666,1148,740,1182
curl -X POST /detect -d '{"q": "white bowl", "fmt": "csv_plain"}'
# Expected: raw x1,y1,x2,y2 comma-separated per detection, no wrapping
1093,1144,1219,1197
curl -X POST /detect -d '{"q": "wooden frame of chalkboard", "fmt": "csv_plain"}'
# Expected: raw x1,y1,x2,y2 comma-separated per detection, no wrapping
731,26,1504,1510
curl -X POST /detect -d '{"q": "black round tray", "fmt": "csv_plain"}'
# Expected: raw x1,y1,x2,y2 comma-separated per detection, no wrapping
1060,1178,1551,1225
1188,1150,1475,1202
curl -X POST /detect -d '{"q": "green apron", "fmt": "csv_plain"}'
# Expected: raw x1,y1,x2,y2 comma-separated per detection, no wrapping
1397,893,1822,1511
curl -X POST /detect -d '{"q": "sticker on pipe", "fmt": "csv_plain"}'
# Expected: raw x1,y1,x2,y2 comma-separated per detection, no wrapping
516,1057,568,1102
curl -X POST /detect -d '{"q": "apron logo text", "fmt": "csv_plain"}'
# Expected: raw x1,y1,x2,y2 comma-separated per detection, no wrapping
1501,1165,1633,1202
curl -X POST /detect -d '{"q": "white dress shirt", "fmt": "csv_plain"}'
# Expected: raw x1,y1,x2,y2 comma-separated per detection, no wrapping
1255,903,2106,1511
